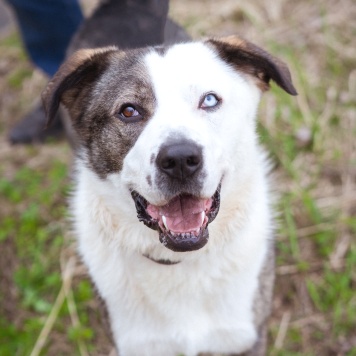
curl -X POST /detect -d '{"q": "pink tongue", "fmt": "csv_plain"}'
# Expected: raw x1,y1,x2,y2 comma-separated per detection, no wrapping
147,196,211,233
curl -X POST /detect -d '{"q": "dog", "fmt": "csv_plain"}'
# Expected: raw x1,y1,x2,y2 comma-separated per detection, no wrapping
43,18,297,356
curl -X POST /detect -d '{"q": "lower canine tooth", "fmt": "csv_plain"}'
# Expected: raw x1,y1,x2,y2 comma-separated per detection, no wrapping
162,215,168,230
200,211,205,225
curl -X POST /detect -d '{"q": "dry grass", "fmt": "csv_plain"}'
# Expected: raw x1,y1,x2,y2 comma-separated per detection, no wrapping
0,0,355,355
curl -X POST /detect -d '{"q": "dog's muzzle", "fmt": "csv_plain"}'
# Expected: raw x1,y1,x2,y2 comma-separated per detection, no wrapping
130,138,220,252
131,186,220,252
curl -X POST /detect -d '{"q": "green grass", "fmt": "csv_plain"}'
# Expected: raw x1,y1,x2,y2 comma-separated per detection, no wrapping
0,161,98,356
0,32,30,86
7,67,33,89
259,23,356,352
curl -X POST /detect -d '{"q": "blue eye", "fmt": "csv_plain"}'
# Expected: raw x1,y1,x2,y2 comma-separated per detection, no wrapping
200,93,220,109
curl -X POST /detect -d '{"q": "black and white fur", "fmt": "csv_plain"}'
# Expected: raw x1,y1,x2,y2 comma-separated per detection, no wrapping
43,33,296,355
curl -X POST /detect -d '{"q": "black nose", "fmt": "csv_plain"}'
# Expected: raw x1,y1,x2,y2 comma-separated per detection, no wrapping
156,140,203,181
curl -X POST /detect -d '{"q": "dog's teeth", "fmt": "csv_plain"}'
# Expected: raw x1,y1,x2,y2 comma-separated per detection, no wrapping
162,215,168,230
200,211,205,225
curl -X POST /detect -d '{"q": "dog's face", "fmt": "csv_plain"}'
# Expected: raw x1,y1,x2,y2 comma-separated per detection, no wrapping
43,36,296,253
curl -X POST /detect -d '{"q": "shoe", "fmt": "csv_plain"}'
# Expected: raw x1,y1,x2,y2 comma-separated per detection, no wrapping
8,103,63,144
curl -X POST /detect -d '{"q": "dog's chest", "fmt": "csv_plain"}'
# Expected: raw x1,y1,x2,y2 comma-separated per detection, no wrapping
97,251,260,355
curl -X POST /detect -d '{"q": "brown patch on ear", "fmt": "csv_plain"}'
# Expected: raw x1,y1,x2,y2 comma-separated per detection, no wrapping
206,35,297,96
215,35,247,49
42,46,118,127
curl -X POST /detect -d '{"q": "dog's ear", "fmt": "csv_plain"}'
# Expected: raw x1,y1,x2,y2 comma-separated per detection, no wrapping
42,46,118,126
206,36,297,95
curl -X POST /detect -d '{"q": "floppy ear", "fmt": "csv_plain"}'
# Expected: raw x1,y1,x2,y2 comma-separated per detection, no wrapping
206,36,297,95
42,46,118,126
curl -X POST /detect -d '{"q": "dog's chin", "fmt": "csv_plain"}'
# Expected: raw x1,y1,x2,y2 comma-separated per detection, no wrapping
158,224,209,252
130,186,221,252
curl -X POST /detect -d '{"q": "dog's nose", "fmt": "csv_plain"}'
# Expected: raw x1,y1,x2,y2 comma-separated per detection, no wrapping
156,141,203,181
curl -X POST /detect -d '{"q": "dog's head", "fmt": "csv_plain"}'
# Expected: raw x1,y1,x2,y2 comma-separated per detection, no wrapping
43,36,296,253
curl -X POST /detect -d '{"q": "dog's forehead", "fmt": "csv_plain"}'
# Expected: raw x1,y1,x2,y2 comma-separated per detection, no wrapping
146,42,216,73
144,42,236,94
93,42,240,108
95,49,152,95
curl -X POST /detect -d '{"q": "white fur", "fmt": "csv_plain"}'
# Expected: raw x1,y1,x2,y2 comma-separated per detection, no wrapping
72,42,273,355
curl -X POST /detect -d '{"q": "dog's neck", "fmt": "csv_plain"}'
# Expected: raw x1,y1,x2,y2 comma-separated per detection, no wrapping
143,254,181,265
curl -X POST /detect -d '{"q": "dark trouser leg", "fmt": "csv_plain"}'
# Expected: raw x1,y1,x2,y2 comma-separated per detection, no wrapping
5,0,83,143
6,0,83,76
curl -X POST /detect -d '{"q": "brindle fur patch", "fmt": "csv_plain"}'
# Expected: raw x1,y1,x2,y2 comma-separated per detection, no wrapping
79,50,157,177
43,47,163,178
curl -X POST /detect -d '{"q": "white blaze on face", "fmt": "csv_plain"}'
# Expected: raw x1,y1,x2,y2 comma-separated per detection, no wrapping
121,42,262,205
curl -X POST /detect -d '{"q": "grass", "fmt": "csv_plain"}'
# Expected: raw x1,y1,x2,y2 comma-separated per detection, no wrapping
0,0,355,354
0,161,100,356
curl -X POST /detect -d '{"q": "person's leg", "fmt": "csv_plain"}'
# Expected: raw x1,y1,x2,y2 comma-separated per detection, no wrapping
6,0,83,76
5,0,83,143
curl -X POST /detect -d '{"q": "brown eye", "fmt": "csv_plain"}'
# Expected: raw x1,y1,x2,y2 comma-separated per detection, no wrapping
117,104,143,123
122,106,139,118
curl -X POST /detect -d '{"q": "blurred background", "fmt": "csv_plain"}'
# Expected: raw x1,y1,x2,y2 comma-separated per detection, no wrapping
0,0,355,355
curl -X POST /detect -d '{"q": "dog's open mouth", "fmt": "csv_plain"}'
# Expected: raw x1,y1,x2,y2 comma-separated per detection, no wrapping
131,186,221,252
